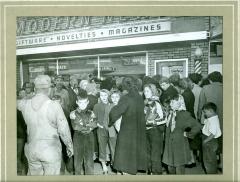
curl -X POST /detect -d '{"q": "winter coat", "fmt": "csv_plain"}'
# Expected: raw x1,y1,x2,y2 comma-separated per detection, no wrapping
109,91,147,174
162,111,201,167
182,88,195,118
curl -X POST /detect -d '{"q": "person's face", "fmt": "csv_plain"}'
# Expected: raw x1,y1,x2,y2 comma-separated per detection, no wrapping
170,98,181,111
25,87,32,94
111,93,120,105
144,86,153,99
76,98,89,110
100,92,109,104
79,82,88,90
160,82,170,91
203,109,214,119
55,78,63,89
19,90,26,99
70,79,78,88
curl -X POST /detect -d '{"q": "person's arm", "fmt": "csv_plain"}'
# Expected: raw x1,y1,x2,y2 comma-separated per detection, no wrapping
109,96,128,127
203,117,221,143
17,99,27,111
87,111,98,129
203,134,215,144
198,89,206,122
53,102,73,157
155,102,167,125
93,104,103,128
70,110,83,131
184,114,202,139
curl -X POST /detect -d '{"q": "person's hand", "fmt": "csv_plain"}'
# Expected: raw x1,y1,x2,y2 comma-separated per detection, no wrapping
70,112,76,120
67,147,73,158
97,123,104,128
202,140,208,145
183,132,188,137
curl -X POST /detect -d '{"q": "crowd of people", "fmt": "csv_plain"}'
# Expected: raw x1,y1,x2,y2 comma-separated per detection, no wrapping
17,71,223,175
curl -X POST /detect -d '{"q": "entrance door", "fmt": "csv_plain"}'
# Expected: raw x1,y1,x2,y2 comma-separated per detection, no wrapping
154,58,188,78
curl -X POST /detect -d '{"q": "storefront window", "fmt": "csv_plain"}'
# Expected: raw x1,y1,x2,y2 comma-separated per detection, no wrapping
100,54,146,79
209,42,222,74
58,57,97,80
28,60,57,83
155,58,188,78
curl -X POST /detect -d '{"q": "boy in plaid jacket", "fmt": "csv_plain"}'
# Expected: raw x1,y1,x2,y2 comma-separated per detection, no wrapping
70,89,97,175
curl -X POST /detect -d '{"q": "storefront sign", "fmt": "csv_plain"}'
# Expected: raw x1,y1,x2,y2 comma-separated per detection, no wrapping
100,67,116,71
122,58,140,66
16,21,171,48
17,16,167,36
169,66,184,75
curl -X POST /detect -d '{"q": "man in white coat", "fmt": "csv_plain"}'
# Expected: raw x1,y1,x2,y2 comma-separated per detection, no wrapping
17,75,73,175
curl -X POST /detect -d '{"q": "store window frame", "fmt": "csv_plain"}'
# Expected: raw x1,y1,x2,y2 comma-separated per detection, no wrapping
154,58,189,77
19,50,149,86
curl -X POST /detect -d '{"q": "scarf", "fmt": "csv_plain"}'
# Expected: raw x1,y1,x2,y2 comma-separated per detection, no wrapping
166,95,186,132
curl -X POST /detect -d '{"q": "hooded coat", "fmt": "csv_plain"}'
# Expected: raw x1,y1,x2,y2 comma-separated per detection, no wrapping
17,93,73,175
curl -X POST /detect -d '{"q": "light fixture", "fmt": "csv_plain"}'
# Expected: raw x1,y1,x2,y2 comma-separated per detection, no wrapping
194,46,203,74
194,46,203,59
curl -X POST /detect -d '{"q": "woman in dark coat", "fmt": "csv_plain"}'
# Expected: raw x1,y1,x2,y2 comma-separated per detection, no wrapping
109,76,147,175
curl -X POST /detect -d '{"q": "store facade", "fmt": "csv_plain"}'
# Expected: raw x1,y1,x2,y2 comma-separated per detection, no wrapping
16,16,222,89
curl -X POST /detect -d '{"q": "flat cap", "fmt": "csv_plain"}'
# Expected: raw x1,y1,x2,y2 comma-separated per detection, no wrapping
34,75,51,89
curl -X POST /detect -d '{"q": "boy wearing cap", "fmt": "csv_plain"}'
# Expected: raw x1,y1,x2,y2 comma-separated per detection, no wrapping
70,89,97,175
17,75,73,175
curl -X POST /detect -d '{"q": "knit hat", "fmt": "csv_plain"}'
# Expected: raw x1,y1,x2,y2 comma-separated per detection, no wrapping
34,75,51,89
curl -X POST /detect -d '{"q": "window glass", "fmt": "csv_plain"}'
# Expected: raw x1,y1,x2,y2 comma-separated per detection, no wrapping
99,54,146,79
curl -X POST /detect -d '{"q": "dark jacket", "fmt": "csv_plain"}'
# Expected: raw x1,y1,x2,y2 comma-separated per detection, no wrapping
109,91,147,174
87,94,98,111
67,87,78,112
160,85,178,104
182,88,195,118
71,109,97,134
17,109,27,139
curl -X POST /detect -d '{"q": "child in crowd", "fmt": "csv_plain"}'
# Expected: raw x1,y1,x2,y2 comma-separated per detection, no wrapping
143,83,166,175
93,89,117,174
110,90,122,132
201,102,222,174
70,89,97,175
162,92,201,174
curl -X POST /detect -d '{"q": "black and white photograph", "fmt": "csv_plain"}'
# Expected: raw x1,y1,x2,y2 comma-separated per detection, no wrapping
16,16,223,176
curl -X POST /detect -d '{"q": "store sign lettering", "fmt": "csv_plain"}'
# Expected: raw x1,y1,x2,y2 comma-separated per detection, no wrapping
16,21,171,48
100,67,116,71
17,17,91,36
17,16,155,36
170,66,184,74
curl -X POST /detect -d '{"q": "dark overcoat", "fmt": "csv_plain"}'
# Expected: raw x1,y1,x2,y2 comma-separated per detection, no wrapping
109,91,147,174
162,111,201,167
182,88,195,118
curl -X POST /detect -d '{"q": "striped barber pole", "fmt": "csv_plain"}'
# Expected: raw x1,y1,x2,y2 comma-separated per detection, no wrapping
194,59,202,74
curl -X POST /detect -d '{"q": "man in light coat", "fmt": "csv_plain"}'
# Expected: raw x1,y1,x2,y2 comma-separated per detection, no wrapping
17,75,73,175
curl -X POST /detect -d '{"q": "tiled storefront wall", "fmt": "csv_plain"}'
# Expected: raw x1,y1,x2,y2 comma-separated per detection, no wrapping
147,40,209,77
